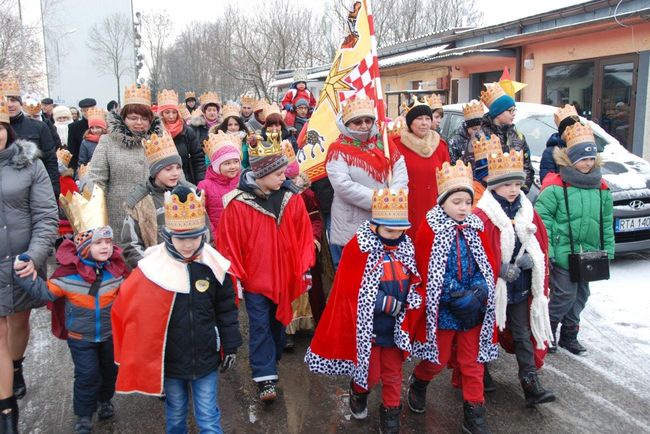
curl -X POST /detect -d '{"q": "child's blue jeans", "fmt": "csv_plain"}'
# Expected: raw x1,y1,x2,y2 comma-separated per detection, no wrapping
163,369,222,434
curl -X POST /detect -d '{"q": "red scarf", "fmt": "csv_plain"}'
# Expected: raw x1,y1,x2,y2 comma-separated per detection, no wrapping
326,134,401,183
165,117,184,138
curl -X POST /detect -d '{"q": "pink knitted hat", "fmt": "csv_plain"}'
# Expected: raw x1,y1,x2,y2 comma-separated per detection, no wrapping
285,161,300,179
211,145,241,174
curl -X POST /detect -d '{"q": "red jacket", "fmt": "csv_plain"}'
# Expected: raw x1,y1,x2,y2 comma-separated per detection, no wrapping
197,166,240,238
281,88,317,110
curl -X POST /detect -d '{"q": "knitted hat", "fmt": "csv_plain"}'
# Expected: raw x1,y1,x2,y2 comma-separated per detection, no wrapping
404,97,432,127
480,82,515,118
564,123,597,165
370,189,410,230
143,133,182,177
248,133,288,179
294,98,309,108
486,149,526,189
52,106,73,122
203,131,241,174
436,161,474,204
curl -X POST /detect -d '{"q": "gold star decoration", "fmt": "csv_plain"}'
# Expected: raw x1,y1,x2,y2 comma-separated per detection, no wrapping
318,53,356,113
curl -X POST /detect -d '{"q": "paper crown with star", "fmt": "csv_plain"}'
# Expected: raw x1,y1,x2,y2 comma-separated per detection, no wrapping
0,77,21,98
436,161,474,203
371,188,410,230
343,96,375,124
0,100,10,123
487,149,525,180
124,83,152,106
474,135,502,161
203,131,240,162
200,91,221,107
480,82,508,109
23,98,41,116
222,103,241,120
157,89,179,107
164,188,206,233
59,185,109,234
56,148,73,168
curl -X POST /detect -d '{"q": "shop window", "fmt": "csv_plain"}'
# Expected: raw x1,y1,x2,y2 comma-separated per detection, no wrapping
543,62,594,118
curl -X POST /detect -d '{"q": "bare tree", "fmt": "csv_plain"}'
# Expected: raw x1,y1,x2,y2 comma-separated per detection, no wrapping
140,11,173,98
87,13,133,105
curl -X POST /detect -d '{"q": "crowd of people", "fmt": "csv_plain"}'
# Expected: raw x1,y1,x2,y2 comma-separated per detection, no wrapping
0,68,614,434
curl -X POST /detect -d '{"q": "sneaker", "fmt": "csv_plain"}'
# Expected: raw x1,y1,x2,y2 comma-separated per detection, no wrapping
258,381,277,403
348,382,368,420
74,416,93,434
97,400,115,419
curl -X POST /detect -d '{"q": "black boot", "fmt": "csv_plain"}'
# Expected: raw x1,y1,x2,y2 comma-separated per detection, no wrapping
73,416,93,434
558,324,586,355
283,334,295,352
12,358,26,400
379,404,401,434
483,364,496,393
97,400,114,419
406,374,429,414
462,401,491,434
348,382,368,420
548,322,559,354
520,373,556,407
0,395,19,434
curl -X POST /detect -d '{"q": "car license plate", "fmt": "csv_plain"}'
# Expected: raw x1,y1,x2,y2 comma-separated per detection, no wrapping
616,216,650,232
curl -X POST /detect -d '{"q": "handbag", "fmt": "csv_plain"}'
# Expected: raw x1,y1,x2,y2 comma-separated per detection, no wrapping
562,183,610,283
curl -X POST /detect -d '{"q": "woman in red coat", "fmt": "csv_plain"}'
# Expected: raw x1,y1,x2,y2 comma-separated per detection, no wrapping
390,98,450,238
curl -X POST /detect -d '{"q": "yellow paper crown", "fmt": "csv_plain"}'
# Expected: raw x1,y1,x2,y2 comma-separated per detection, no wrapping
200,91,221,107
282,140,296,164
157,89,179,107
222,103,241,120
59,185,109,234
371,188,409,226
164,189,206,232
248,133,283,158
462,100,484,121
0,77,21,97
240,92,256,107
480,82,507,108
124,83,152,106
554,104,579,128
86,107,106,123
563,123,595,149
428,93,443,111
184,91,196,100
487,149,525,180
253,98,268,113
178,104,191,121
263,102,282,119
342,96,375,124
77,163,90,179
56,148,73,167
436,161,473,199
0,100,10,123
143,133,179,165
400,95,429,117
23,100,41,116
203,131,240,161
473,135,502,161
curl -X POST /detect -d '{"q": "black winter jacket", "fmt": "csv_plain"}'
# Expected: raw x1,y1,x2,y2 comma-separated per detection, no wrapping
164,261,242,380
174,126,206,184
10,113,60,197
67,117,89,169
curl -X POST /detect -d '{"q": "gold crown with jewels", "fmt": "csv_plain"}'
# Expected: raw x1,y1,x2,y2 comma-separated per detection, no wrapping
428,93,443,111
553,104,579,128
473,135,502,161
371,188,409,226
342,95,375,124
400,95,428,117
563,122,595,149
248,133,283,158
56,148,73,167
0,77,21,97
462,99,484,121
60,185,109,234
0,100,10,123
487,149,524,179
164,189,206,232
436,161,473,198
124,83,152,106
480,82,507,108
157,89,179,107
200,91,221,107
282,140,296,164
203,131,240,161
143,133,179,165
222,103,241,120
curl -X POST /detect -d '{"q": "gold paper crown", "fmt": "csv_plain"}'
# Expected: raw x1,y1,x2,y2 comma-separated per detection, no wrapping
143,133,179,165
387,118,406,135
184,91,196,100
400,96,429,117
164,189,206,232
371,188,409,226
480,82,507,108
77,163,90,179
200,91,221,107
203,131,240,161
0,100,10,123
487,149,525,179
554,104,579,128
56,148,73,167
23,100,41,116
253,98,268,113
563,122,595,149
157,89,179,107
178,104,191,120
222,103,240,120
342,96,375,124
248,133,283,158
436,161,473,198
59,185,109,234
282,140,296,164
240,92,256,107
0,77,21,97
86,107,106,123
473,135,502,161
124,83,152,106
463,100,484,121
428,93,443,111
263,102,282,119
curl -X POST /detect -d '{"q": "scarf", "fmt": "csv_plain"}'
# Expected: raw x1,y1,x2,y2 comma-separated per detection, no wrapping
326,134,399,183
84,133,101,143
399,129,441,158
206,117,219,130
165,117,184,138
559,166,603,189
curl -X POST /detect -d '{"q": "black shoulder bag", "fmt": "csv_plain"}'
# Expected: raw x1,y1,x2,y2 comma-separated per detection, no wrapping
562,183,610,283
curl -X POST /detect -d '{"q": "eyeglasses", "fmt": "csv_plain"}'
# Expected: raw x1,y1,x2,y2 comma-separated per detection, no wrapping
350,117,375,126
507,108,517,115
125,115,149,123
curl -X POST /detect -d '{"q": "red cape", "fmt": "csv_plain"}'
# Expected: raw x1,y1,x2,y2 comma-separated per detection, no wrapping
111,267,175,395
217,192,314,325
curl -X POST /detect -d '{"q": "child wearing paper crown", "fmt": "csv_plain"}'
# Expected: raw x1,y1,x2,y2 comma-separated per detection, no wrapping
474,148,555,407
13,186,128,434
305,188,421,434
535,122,614,355
406,161,498,434
216,132,314,403
78,107,107,168
55,148,79,247
121,133,195,269
112,185,242,434
198,131,242,237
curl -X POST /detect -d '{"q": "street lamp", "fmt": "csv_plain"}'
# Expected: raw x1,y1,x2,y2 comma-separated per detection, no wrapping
53,28,77,103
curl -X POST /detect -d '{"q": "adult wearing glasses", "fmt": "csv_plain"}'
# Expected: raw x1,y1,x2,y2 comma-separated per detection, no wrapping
390,97,450,239
479,82,534,193
88,84,164,231
326,96,408,268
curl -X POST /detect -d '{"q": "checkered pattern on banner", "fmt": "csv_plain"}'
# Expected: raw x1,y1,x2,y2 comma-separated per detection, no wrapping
339,52,384,120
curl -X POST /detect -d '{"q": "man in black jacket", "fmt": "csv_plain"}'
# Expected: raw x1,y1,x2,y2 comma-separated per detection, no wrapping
67,98,96,169
6,95,60,197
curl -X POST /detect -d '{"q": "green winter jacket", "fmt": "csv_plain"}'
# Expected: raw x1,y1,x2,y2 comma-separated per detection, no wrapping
534,150,614,270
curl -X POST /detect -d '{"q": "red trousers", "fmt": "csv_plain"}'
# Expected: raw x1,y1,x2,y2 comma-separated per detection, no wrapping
413,325,484,404
353,345,403,407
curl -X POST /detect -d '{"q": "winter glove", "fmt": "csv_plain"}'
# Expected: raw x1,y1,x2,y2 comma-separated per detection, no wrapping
448,290,483,328
374,290,403,317
516,253,534,271
220,353,236,373
284,104,293,112
499,263,521,283
287,126,297,136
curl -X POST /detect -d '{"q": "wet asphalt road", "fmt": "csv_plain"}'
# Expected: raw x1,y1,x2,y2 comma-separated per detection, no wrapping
15,256,650,434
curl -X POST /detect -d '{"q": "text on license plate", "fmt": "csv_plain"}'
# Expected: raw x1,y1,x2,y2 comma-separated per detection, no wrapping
616,216,650,232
